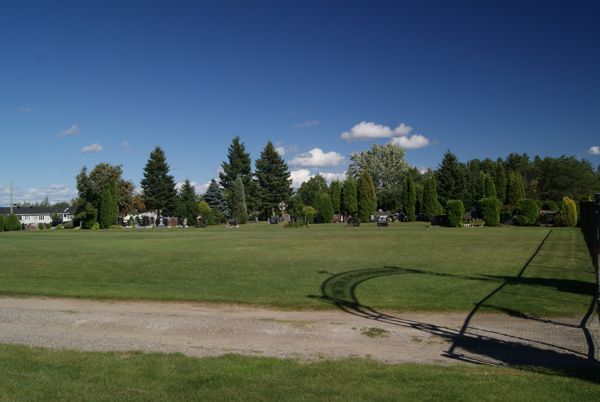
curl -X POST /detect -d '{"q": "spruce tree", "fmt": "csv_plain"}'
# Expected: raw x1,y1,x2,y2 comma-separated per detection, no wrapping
404,175,417,221
329,180,342,214
494,159,507,203
219,137,259,213
314,192,334,223
422,176,443,220
357,171,377,222
203,179,229,218
341,177,358,216
141,146,178,217
231,176,248,223
177,179,200,226
506,172,525,205
99,181,118,229
255,141,292,217
436,151,466,205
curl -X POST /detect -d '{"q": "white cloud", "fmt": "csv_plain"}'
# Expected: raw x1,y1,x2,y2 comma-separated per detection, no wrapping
292,119,320,128
57,124,80,138
588,146,600,155
0,184,76,206
80,143,103,153
275,143,299,157
341,121,394,141
390,134,430,149
17,106,32,113
275,146,286,156
290,169,346,188
289,148,344,167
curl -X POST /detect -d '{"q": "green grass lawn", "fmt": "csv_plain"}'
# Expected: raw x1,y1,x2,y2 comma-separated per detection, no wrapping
0,344,598,402
0,223,595,315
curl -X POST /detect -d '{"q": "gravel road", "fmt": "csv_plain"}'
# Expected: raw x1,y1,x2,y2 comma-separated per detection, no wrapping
0,297,597,367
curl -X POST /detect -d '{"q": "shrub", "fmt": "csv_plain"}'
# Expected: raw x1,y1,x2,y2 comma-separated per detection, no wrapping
500,205,514,223
479,197,501,226
284,220,308,229
445,200,464,227
0,215,4,231
314,192,334,223
303,206,316,224
557,196,577,227
63,221,74,229
515,198,539,226
38,223,45,230
541,200,559,212
4,214,21,231
91,222,100,230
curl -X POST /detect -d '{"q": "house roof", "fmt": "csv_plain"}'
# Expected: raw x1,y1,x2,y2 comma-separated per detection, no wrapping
0,206,74,215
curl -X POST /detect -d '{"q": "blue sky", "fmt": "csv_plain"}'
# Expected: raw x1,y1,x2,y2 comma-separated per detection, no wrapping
1,0,599,205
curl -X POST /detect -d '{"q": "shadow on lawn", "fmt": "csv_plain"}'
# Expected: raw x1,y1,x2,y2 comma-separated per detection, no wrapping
309,230,600,383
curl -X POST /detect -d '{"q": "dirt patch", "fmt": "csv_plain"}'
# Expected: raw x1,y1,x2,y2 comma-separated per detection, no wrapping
0,297,597,367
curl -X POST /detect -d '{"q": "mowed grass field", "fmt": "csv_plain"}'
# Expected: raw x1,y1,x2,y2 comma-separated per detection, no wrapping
0,344,599,402
0,223,594,315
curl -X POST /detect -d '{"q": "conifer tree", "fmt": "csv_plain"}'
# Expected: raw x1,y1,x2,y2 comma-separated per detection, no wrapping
506,172,525,205
329,180,342,214
99,181,118,228
436,151,466,205
219,137,259,213
404,175,417,221
255,141,292,217
203,179,229,218
494,159,507,203
483,173,497,198
357,171,377,222
141,146,178,217
314,192,334,223
422,176,443,219
177,179,200,226
231,176,248,223
341,177,358,216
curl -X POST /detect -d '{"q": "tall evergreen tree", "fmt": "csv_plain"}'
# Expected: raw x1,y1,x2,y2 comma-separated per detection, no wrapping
436,151,466,205
231,176,249,223
255,141,292,217
329,180,342,214
506,172,525,205
341,177,358,216
298,175,328,207
219,137,259,213
404,175,417,221
99,181,118,229
314,192,334,223
203,179,229,218
357,171,377,222
177,179,200,226
483,173,497,198
141,146,178,216
422,176,443,219
494,159,507,203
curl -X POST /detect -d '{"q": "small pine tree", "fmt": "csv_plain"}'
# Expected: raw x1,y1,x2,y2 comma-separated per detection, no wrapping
329,180,342,214
255,141,292,217
357,171,377,223
314,192,334,223
203,179,230,218
231,176,248,224
558,196,578,227
422,176,443,220
341,177,358,216
404,176,417,221
99,181,118,228
141,146,178,216
445,200,465,227
178,179,200,226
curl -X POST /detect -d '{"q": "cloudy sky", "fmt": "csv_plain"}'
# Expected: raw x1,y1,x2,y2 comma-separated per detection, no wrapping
1,1,599,205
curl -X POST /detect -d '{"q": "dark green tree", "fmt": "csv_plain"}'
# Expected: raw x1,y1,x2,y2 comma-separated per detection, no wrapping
404,175,417,221
99,181,118,229
494,159,507,203
298,175,328,207
4,214,21,231
445,200,465,227
177,179,200,226
341,176,358,216
203,179,229,218
231,176,248,224
422,176,443,220
483,173,497,198
436,151,466,206
141,147,178,216
329,180,342,214
255,141,292,217
533,156,599,202
506,172,525,205
314,192,334,223
219,137,259,213
0,215,4,232
357,171,377,222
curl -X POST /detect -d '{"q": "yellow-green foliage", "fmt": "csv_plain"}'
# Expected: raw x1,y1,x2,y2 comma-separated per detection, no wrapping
558,196,578,227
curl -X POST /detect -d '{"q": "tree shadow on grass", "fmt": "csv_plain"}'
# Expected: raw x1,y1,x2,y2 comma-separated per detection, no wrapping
309,230,600,383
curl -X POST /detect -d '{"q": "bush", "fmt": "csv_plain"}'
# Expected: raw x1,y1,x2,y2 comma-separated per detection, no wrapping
541,200,559,212
557,196,577,227
479,197,501,226
303,206,316,224
284,220,309,229
91,222,100,230
0,215,4,231
4,214,21,231
314,192,334,223
515,198,539,226
38,223,45,230
500,205,514,223
63,221,74,229
445,200,464,227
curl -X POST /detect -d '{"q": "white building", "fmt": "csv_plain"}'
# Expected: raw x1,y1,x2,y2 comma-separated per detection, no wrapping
0,206,75,226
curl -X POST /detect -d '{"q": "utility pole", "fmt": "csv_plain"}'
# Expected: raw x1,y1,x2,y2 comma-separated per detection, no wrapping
10,180,13,214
